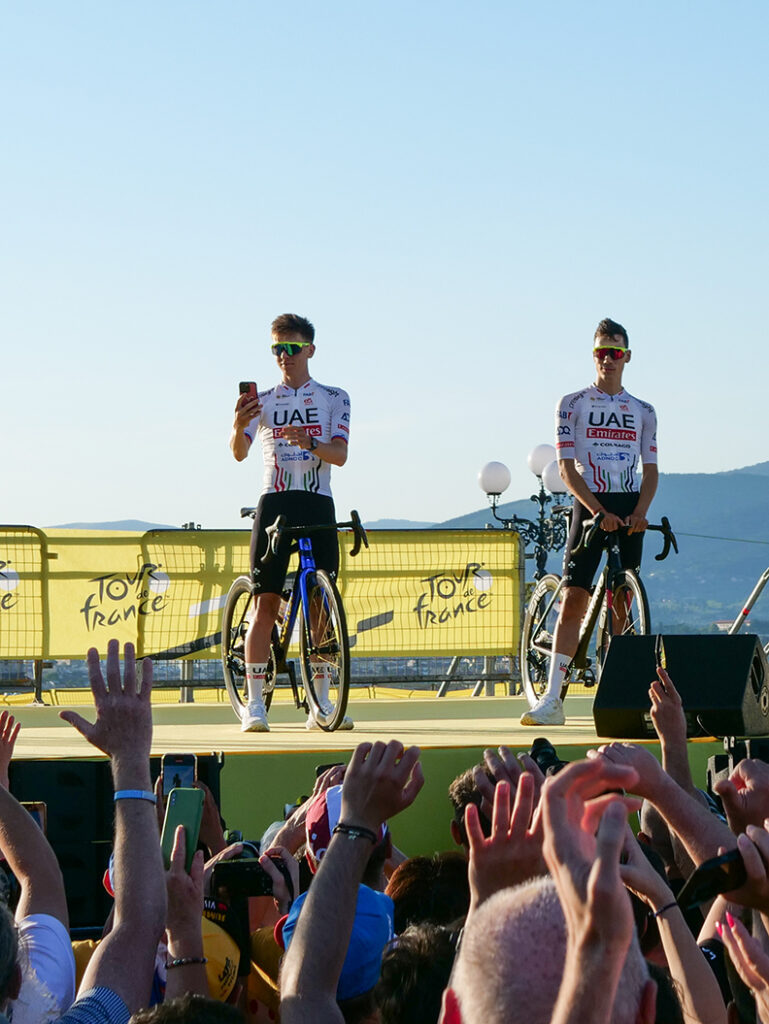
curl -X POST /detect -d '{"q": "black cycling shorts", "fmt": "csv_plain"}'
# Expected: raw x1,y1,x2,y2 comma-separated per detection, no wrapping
563,492,644,591
249,492,339,596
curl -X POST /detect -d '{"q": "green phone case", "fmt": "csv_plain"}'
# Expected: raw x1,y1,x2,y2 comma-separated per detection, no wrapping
161,787,205,872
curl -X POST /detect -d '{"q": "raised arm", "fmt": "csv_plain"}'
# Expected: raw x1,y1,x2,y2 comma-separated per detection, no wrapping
59,641,166,1017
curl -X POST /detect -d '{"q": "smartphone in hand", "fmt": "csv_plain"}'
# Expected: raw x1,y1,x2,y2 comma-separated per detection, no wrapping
677,849,747,910
239,381,258,401
161,788,205,872
162,753,197,797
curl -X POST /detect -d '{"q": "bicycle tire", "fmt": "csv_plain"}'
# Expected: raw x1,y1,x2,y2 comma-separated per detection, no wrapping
221,576,276,718
521,574,564,708
595,570,650,672
299,570,350,731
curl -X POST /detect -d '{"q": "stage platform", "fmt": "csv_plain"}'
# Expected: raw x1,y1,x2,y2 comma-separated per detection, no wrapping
5,690,723,855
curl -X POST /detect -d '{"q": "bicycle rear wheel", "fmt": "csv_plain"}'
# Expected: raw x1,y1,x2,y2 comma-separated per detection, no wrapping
299,570,350,731
221,577,276,717
521,574,564,708
596,570,650,672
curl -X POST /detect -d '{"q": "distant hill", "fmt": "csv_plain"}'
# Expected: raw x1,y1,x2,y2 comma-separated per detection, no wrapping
364,518,435,529
434,463,769,630
50,519,177,531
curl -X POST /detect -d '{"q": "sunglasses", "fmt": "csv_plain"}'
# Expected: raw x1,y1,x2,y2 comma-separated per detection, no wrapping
271,342,312,357
594,347,626,361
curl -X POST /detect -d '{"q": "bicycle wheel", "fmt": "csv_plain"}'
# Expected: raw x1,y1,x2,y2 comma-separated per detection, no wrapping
299,570,350,731
221,577,276,717
595,570,650,671
521,574,564,708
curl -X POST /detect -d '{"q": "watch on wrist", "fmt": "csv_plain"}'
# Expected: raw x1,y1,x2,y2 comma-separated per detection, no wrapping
309,437,318,452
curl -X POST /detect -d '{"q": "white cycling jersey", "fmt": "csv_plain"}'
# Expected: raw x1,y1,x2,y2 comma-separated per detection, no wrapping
555,384,657,494
244,378,350,496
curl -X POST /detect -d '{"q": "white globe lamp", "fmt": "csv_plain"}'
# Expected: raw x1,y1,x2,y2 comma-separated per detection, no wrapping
479,461,511,496
542,459,566,494
527,443,556,478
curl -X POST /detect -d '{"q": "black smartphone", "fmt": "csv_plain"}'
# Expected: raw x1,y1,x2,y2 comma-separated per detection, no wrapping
315,762,344,778
655,634,667,672
212,856,292,898
239,381,258,400
162,753,197,797
21,801,47,835
677,849,747,910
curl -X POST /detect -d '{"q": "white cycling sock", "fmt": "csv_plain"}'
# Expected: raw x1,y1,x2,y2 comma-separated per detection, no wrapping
312,665,332,706
245,662,267,703
545,653,571,699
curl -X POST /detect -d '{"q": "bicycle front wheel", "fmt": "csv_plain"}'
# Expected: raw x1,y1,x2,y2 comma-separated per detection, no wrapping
596,570,650,672
299,571,350,731
221,577,276,718
521,574,564,708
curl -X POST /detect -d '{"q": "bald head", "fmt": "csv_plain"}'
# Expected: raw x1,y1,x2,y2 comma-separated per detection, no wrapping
451,878,649,1024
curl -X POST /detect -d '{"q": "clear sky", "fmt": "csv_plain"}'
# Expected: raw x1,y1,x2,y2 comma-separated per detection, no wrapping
3,1,767,528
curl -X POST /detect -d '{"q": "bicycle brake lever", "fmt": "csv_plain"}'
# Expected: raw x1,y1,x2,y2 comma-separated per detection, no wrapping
262,515,287,565
348,510,369,557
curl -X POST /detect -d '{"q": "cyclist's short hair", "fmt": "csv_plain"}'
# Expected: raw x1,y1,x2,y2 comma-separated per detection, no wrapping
271,313,315,343
593,317,629,346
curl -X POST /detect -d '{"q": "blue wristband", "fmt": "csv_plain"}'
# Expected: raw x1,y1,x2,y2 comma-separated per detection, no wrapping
114,789,157,804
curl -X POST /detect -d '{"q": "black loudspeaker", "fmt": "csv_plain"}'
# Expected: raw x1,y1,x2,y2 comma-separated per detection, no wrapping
593,634,769,739
8,753,223,932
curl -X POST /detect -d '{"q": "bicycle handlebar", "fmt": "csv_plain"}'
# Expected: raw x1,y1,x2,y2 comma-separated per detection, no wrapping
240,508,369,565
572,512,678,561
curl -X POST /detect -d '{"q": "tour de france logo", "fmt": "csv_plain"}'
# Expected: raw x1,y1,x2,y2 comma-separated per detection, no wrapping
80,562,171,631
0,561,20,612
412,562,493,629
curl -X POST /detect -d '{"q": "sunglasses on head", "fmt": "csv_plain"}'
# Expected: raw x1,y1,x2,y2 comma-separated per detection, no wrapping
271,342,312,357
594,347,626,361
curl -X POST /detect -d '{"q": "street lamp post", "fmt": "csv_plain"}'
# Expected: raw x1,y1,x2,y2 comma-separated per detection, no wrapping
479,446,570,579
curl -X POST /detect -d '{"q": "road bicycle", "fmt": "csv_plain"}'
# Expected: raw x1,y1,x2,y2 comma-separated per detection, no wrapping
221,509,368,731
521,510,677,707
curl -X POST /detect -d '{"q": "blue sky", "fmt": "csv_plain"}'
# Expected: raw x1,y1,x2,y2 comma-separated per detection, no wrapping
3,2,768,527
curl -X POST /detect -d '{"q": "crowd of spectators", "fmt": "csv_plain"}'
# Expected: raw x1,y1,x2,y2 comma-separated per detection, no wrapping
3,641,769,1022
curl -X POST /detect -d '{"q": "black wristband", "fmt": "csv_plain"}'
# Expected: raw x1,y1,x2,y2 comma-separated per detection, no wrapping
332,822,378,844
653,901,679,918
166,956,208,969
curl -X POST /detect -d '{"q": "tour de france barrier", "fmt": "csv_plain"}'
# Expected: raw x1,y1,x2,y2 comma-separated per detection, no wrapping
0,526,524,677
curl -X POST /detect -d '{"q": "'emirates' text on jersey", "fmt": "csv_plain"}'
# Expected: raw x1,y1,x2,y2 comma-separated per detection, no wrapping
244,379,350,496
555,385,657,494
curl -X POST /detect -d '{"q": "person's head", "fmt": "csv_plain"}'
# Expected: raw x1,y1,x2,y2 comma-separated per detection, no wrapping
0,903,20,1013
305,784,390,889
130,994,244,1023
448,766,493,851
270,313,316,383
593,317,631,390
445,877,654,1024
385,852,469,933
375,922,458,1024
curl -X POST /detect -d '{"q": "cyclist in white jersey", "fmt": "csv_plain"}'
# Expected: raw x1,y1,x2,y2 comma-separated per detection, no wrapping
230,313,352,733
521,318,658,727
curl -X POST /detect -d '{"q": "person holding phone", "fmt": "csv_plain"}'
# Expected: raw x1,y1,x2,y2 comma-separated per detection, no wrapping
230,313,352,732
521,317,658,727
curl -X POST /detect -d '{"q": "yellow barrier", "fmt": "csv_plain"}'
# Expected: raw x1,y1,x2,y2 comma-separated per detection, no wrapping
0,526,523,660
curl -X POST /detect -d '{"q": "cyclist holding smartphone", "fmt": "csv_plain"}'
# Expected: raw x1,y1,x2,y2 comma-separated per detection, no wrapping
521,317,658,727
230,313,352,732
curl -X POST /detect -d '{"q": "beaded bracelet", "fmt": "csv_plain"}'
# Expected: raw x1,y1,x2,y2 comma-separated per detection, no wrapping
114,790,157,804
332,822,378,844
653,901,679,918
166,957,208,969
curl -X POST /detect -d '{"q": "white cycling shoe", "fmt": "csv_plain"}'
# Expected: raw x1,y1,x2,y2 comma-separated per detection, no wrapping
241,698,270,732
520,693,565,727
306,698,354,731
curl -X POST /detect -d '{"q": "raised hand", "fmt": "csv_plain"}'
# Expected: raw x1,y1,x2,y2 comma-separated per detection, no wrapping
587,741,666,800
718,911,769,1024
340,740,423,834
0,711,20,790
59,640,153,763
714,759,769,835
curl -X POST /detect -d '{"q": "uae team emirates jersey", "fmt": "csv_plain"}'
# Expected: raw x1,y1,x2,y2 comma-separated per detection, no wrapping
555,385,657,494
244,378,350,496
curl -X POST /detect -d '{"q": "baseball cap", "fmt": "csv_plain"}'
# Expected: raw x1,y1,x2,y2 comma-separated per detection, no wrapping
304,784,387,873
278,884,394,1000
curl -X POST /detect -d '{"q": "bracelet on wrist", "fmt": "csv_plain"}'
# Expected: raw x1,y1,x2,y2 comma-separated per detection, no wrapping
114,789,157,804
332,822,379,844
166,956,208,969
653,901,679,918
